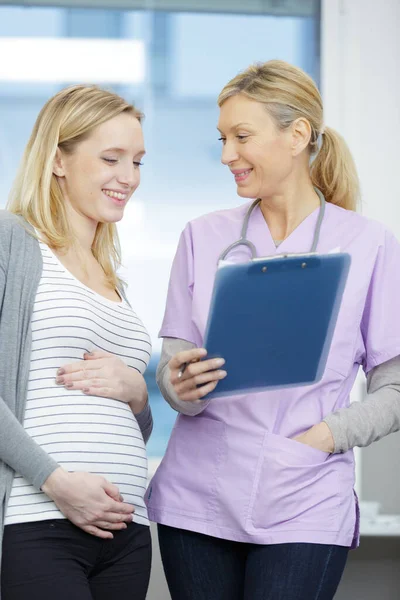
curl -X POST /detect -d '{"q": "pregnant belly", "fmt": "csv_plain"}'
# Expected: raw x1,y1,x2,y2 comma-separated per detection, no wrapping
24,393,148,497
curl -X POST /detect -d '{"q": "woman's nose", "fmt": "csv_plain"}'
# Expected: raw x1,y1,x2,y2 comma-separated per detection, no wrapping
221,141,239,165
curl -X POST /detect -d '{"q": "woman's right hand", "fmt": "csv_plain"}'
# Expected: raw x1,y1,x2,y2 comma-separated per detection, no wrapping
169,348,227,401
41,467,135,539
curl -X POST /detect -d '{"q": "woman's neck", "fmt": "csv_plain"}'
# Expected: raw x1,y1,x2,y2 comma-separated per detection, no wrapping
259,180,320,242
64,201,98,256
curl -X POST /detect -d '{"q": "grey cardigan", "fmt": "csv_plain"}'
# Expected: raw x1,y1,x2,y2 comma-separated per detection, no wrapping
0,211,152,574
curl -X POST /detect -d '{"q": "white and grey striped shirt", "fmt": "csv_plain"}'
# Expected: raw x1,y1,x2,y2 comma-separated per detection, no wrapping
5,242,152,527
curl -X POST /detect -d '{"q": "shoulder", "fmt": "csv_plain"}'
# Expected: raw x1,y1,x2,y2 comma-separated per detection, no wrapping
0,209,21,227
189,202,250,227
0,210,33,236
325,203,397,247
0,211,37,261
183,202,251,240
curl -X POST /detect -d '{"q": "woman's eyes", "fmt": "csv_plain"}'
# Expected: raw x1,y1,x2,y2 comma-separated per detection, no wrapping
218,135,248,144
102,158,143,167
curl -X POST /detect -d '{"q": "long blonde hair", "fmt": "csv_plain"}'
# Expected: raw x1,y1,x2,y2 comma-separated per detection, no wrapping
7,84,143,288
218,60,359,211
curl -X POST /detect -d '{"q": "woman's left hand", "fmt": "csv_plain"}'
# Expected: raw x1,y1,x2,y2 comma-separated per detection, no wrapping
292,422,335,454
56,350,148,414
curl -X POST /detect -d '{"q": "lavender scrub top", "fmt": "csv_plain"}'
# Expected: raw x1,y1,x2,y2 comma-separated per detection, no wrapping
145,201,400,548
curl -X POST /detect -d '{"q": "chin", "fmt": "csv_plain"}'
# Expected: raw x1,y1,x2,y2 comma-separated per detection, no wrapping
102,207,126,224
236,186,258,199
111,212,125,223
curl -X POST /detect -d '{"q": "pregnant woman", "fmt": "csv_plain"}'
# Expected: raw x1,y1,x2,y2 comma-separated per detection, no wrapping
1,85,153,600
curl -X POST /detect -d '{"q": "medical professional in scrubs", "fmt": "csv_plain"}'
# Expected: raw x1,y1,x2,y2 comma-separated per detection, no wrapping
146,60,400,600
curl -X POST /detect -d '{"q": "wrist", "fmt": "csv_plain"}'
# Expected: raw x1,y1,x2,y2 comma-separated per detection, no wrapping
129,383,148,415
41,466,68,498
312,422,335,453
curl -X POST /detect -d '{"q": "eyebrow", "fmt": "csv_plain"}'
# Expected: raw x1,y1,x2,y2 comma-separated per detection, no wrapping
217,122,254,133
102,147,146,156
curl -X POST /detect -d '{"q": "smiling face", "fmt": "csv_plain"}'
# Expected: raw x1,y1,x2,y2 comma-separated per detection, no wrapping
53,111,145,227
217,94,298,201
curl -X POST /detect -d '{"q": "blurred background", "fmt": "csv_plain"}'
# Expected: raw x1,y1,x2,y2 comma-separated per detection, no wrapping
0,0,321,460
0,0,399,597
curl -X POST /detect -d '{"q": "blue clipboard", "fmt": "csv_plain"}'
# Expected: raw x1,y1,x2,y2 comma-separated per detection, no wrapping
203,253,351,399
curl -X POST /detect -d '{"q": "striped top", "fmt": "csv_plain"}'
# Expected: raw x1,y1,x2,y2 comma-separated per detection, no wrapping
5,242,152,527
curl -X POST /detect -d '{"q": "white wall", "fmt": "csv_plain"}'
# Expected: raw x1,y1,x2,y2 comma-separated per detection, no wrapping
322,0,400,234
322,0,400,506
321,2,400,596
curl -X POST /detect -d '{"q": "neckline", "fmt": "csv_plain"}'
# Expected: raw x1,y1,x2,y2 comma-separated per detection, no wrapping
40,241,126,308
251,202,322,255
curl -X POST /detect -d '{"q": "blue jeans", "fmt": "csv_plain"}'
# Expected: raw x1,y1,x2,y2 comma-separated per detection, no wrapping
158,524,349,600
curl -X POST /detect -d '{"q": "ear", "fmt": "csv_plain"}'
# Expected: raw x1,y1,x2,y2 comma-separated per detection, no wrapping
290,118,312,157
53,147,66,177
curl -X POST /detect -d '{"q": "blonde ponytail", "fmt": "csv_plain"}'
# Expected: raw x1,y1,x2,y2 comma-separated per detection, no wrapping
311,127,359,211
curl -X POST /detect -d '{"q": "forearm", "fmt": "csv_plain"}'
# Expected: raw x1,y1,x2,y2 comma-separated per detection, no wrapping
156,337,211,416
324,387,400,453
324,356,400,453
0,398,58,489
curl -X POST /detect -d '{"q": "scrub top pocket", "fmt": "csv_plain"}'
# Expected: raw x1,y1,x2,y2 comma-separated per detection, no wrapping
250,433,340,532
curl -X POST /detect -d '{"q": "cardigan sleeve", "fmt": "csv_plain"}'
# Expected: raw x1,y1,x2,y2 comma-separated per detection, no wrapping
0,213,59,489
156,337,211,416
324,355,400,453
0,398,59,490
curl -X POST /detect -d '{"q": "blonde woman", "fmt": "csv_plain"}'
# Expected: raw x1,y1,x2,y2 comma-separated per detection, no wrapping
0,86,152,600
147,61,400,599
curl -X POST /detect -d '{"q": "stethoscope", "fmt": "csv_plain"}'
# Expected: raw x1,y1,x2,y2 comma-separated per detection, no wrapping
217,187,326,264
